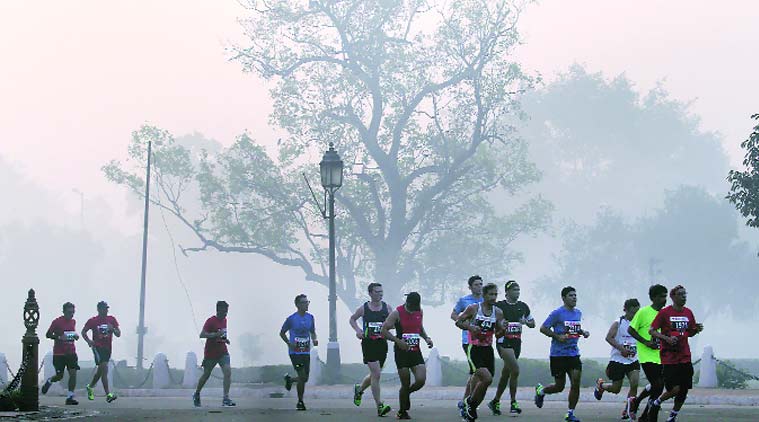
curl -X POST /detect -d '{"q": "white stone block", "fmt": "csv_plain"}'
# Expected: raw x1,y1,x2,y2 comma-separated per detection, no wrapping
307,347,321,386
426,347,442,386
182,352,199,389
152,353,170,389
698,345,718,388
0,353,7,385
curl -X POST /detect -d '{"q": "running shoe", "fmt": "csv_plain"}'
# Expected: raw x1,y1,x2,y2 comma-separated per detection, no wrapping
192,392,201,407
396,409,411,419
284,373,293,391
41,380,52,395
594,378,604,400
86,384,95,401
487,399,501,415
664,413,677,422
106,393,117,403
534,383,545,408
510,400,522,415
296,400,307,411
377,402,391,417
463,396,477,420
222,397,236,407
626,396,637,421
353,383,363,406
65,397,79,405
564,412,581,422
458,400,466,418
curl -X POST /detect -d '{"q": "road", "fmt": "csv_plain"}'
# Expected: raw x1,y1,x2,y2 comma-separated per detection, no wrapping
28,396,759,421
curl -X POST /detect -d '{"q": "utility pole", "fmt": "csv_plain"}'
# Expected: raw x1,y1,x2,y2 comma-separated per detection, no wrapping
136,140,152,369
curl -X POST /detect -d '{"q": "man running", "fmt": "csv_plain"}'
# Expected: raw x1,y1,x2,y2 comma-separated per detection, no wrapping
381,292,432,420
455,283,505,421
489,280,535,416
535,286,590,422
41,302,80,405
627,284,668,421
349,282,392,416
647,285,703,422
193,301,236,408
280,294,318,411
594,299,641,420
82,301,120,403
451,275,484,417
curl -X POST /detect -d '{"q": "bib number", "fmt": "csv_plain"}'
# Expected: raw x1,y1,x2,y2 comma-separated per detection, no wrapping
623,342,637,357
505,322,522,339
98,324,110,337
402,333,420,351
367,322,383,339
564,321,582,338
294,336,311,353
670,316,689,335
64,331,77,342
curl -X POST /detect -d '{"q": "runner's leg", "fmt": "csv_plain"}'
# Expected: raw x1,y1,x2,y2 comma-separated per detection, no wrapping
398,367,411,412
568,368,581,411
367,361,383,406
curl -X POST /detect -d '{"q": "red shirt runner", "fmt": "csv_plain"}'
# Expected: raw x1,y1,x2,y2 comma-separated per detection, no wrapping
48,316,77,355
203,316,228,359
396,305,423,352
651,305,697,364
83,315,119,349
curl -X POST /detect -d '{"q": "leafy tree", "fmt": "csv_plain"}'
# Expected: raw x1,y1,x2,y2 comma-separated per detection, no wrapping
727,114,759,231
104,1,551,308
539,186,759,319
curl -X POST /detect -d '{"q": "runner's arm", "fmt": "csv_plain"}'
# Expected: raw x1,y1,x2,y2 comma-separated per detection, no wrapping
81,326,93,346
381,310,402,345
450,299,463,321
112,325,121,337
454,304,476,331
349,306,364,337
605,321,625,352
310,324,318,346
420,326,433,347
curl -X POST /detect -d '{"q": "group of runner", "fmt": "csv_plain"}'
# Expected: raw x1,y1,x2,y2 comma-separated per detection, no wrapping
280,278,703,422
41,299,238,409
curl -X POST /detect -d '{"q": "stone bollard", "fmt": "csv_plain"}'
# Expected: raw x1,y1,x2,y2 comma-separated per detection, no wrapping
306,347,321,386
20,289,40,411
426,347,442,386
0,353,7,385
152,353,170,389
698,345,718,388
182,352,199,389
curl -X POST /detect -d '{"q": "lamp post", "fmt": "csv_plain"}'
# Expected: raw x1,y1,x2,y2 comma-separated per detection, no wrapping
319,143,343,382
136,140,152,369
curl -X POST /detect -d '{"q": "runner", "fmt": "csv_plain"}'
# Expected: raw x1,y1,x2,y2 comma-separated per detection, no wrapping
41,302,80,405
594,299,641,420
627,284,668,421
82,301,121,403
348,282,392,417
193,301,236,408
455,283,505,421
280,294,318,411
451,275,484,417
647,285,703,422
534,286,590,422
489,280,535,416
381,292,432,420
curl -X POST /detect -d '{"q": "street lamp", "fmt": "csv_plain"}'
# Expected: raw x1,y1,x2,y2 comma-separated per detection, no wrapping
319,143,343,382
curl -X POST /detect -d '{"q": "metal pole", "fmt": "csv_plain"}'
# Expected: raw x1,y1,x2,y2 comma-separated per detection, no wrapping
325,189,341,382
137,140,152,369
20,289,40,411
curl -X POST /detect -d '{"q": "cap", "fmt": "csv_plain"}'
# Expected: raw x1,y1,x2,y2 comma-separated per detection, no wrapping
97,301,109,309
405,292,421,309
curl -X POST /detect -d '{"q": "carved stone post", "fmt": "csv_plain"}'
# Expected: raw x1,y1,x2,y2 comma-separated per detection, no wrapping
20,289,40,411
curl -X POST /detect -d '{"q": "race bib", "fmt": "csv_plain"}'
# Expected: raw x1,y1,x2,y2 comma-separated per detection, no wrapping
564,321,582,338
505,322,522,339
367,322,383,339
669,316,689,335
402,333,420,351
623,341,637,357
294,336,311,353
98,324,110,336
64,331,77,341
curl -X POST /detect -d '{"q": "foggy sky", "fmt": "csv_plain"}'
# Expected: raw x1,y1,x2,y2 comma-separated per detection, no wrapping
1,1,757,368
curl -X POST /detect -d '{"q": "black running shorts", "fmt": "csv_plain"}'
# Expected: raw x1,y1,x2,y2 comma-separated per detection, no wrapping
394,347,424,369
663,362,693,390
641,362,663,383
550,355,582,378
361,339,388,367
52,354,80,376
466,344,495,375
289,354,311,376
606,360,640,381
496,338,522,359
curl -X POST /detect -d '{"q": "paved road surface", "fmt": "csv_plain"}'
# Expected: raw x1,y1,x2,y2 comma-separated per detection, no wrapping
30,396,759,421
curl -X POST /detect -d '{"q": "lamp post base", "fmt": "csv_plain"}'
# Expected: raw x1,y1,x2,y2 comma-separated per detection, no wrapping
325,341,341,384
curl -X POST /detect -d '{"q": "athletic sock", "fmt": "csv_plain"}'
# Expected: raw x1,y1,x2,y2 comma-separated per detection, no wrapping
653,399,661,406
567,408,574,416
67,391,74,398
669,410,678,416
645,384,652,392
